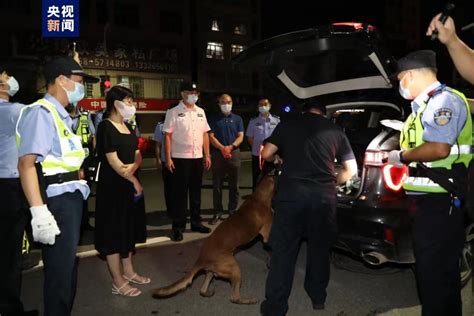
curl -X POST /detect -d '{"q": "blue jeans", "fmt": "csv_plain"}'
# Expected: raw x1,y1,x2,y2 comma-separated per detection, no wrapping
42,190,83,316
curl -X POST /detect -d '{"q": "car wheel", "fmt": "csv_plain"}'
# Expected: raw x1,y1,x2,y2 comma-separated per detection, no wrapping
460,223,474,288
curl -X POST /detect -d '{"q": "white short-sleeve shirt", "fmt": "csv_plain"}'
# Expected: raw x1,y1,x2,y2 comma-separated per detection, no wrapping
162,101,211,159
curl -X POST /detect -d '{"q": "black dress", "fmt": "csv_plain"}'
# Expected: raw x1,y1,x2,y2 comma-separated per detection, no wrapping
94,119,147,258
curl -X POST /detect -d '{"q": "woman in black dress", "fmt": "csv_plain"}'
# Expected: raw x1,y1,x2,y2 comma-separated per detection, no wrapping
95,85,149,297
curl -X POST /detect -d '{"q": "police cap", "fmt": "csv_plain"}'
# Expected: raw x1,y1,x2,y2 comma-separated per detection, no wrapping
180,80,198,92
44,56,99,84
394,50,437,76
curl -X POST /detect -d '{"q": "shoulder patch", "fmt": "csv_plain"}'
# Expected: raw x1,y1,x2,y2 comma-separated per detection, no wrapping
433,108,453,126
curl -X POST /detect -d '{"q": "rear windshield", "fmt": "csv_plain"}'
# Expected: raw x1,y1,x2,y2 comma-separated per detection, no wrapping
283,48,381,87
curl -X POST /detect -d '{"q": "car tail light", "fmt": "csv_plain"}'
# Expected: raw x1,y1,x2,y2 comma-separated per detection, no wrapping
382,164,408,192
384,227,394,243
364,151,388,166
332,22,364,30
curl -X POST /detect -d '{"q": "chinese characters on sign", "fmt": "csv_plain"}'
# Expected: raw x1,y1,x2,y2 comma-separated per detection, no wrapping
42,0,79,37
78,98,178,112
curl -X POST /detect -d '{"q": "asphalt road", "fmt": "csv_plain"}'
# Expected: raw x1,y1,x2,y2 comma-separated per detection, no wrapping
20,159,472,315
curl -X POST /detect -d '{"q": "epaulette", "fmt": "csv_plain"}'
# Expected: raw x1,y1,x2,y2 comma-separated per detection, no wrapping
272,114,280,119
427,84,446,98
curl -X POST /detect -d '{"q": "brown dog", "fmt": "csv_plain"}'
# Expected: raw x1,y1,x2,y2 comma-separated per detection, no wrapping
151,174,275,304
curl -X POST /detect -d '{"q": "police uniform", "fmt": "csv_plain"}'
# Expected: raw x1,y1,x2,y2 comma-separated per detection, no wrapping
0,97,29,316
152,121,172,213
395,50,471,316
245,113,280,191
162,92,211,239
16,57,98,316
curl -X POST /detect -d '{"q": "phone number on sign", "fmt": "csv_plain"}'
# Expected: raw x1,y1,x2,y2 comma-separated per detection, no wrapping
80,58,177,72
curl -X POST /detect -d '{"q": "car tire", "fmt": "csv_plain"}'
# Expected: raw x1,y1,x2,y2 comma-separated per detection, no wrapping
460,223,474,288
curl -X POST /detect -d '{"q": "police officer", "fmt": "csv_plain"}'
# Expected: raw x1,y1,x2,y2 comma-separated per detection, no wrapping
387,50,471,316
0,66,38,316
245,98,280,191
68,105,95,231
208,94,244,224
163,81,212,241
260,103,357,316
17,56,99,316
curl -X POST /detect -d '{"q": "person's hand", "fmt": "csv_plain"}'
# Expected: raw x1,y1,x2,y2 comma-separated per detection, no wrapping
426,14,457,46
166,158,175,173
132,178,143,196
121,164,135,178
78,168,85,180
204,155,212,170
221,146,232,159
387,150,405,167
273,154,283,165
30,205,61,245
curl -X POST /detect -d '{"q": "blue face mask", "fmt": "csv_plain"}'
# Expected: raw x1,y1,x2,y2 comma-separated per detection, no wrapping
61,77,85,107
259,106,270,114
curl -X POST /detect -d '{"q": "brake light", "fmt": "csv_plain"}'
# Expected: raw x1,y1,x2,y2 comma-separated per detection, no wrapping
384,228,394,243
332,22,364,30
382,164,408,192
364,151,388,166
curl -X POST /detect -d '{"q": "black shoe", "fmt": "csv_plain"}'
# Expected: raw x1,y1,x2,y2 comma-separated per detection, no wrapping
312,303,325,310
228,209,236,217
191,224,211,234
209,212,223,225
170,230,183,242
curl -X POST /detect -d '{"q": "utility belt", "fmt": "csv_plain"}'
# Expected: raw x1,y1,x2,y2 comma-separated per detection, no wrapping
409,163,468,207
44,171,80,186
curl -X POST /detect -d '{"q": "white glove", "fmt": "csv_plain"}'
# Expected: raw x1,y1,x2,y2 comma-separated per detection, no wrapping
30,205,61,245
387,150,405,167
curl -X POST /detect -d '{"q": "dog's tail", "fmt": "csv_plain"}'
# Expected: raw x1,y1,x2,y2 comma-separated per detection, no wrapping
151,265,202,298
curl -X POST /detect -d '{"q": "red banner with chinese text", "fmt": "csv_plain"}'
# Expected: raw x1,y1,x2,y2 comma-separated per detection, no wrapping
77,98,178,112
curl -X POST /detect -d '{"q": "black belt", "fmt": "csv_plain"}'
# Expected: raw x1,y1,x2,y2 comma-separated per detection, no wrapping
44,171,80,186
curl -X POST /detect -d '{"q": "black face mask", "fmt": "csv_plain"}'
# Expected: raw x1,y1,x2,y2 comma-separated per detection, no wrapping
65,104,75,113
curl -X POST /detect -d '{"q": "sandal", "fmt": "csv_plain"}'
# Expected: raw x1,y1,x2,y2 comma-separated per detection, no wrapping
123,273,151,285
111,281,141,297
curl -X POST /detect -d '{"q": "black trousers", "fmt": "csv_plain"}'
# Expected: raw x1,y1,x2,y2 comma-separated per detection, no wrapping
162,162,173,213
261,193,337,316
0,178,29,315
212,149,241,213
43,190,83,316
170,158,204,231
409,193,465,316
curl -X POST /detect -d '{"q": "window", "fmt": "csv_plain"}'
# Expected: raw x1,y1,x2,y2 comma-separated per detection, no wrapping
117,76,144,98
233,23,247,35
231,44,246,57
206,42,224,59
211,19,221,31
99,75,110,97
160,11,183,34
164,79,183,99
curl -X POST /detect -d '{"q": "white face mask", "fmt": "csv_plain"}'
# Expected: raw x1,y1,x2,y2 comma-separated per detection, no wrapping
398,73,414,100
220,103,232,113
114,100,136,120
186,94,199,104
5,77,20,96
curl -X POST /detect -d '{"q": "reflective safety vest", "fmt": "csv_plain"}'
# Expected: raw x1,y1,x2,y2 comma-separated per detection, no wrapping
128,114,137,132
76,111,91,145
400,87,472,193
16,98,86,176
